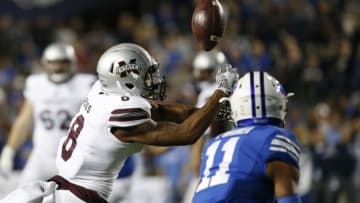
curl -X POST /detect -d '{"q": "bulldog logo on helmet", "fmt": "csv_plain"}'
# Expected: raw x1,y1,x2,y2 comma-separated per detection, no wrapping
111,58,140,77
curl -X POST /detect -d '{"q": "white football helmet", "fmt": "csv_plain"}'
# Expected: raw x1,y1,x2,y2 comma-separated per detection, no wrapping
193,50,227,71
97,43,166,100
41,42,76,83
229,71,293,127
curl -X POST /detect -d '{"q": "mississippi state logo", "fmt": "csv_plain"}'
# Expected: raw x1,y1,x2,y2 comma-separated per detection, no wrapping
111,58,140,77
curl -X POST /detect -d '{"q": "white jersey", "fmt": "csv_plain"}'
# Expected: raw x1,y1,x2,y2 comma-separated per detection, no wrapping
196,83,216,108
25,73,96,157
196,83,216,136
56,81,148,199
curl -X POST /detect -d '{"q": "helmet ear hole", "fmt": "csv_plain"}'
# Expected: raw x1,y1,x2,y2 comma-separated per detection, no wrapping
125,83,134,89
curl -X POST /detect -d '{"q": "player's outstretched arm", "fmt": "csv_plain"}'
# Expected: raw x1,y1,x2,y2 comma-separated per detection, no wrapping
151,103,197,123
114,90,226,146
266,161,301,203
113,64,238,146
0,100,33,172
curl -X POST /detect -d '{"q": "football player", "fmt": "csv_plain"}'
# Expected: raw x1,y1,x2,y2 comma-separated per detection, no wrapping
0,42,96,183
183,50,230,203
182,50,226,105
0,43,238,203
192,71,301,203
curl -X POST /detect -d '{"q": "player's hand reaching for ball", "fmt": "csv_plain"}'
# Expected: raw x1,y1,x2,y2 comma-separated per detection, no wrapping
215,64,239,96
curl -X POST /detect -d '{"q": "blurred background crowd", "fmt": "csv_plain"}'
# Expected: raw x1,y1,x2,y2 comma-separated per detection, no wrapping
0,0,360,203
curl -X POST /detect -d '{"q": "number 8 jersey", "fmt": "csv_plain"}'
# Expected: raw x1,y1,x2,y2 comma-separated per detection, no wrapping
192,125,301,203
56,81,147,199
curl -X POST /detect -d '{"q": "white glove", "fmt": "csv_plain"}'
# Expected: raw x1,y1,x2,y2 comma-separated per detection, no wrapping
0,145,15,176
215,64,239,95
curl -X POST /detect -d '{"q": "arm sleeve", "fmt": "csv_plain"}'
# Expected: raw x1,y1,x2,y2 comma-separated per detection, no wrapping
23,76,33,100
264,133,301,169
107,96,152,128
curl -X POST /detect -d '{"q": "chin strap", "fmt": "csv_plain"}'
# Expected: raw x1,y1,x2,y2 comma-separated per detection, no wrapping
49,73,72,83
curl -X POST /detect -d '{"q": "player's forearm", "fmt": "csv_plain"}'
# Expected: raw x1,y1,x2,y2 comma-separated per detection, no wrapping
267,161,300,198
132,90,226,146
151,103,198,123
6,117,32,150
115,90,226,146
181,90,226,142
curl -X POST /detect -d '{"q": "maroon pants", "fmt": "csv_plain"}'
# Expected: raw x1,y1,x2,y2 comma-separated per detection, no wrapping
48,175,108,203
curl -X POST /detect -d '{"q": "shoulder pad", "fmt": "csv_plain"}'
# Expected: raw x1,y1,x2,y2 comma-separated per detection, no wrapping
107,96,152,128
24,74,47,99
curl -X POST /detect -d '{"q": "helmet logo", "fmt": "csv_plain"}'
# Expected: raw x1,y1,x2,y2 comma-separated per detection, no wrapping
111,58,140,77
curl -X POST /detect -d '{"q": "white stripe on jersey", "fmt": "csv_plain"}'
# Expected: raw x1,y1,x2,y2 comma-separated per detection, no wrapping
270,138,300,161
275,134,300,152
269,146,299,162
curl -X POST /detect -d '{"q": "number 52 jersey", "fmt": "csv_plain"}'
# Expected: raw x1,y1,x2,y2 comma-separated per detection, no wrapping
25,73,96,157
192,125,301,203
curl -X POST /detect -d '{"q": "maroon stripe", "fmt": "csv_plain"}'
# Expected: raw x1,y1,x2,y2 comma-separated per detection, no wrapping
48,175,108,203
111,108,146,114
109,114,149,122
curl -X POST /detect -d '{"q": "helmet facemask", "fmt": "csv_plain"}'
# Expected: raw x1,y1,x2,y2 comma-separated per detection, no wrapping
42,42,76,83
45,59,74,83
142,60,166,100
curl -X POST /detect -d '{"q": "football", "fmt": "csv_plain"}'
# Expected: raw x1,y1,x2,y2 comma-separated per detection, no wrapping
191,0,225,51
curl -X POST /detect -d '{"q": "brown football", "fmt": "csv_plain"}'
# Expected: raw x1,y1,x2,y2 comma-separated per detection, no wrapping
191,0,225,51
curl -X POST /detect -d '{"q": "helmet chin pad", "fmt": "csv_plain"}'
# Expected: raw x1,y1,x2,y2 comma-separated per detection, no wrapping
48,72,73,83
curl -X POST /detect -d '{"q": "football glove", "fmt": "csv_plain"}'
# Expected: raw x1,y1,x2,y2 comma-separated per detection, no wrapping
215,64,239,96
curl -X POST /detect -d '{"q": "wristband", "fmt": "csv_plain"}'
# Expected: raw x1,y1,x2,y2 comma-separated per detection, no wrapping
1,146,15,160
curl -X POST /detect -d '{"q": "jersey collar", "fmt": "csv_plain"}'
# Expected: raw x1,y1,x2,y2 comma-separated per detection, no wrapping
236,118,284,128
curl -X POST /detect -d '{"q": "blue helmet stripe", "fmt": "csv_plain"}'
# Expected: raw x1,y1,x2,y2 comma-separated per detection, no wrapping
250,72,256,117
260,71,266,117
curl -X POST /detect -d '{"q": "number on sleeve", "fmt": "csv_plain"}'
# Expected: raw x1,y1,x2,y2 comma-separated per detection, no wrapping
196,137,240,192
61,115,84,161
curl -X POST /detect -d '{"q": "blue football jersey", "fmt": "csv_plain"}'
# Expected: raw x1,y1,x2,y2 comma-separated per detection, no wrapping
192,125,301,203
117,155,136,179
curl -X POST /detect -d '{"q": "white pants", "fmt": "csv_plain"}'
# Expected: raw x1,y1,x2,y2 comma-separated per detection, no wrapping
21,152,57,183
0,181,86,203
54,190,85,203
0,181,57,203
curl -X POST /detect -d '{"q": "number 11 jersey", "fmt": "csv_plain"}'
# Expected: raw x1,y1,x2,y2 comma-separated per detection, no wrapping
192,125,301,203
